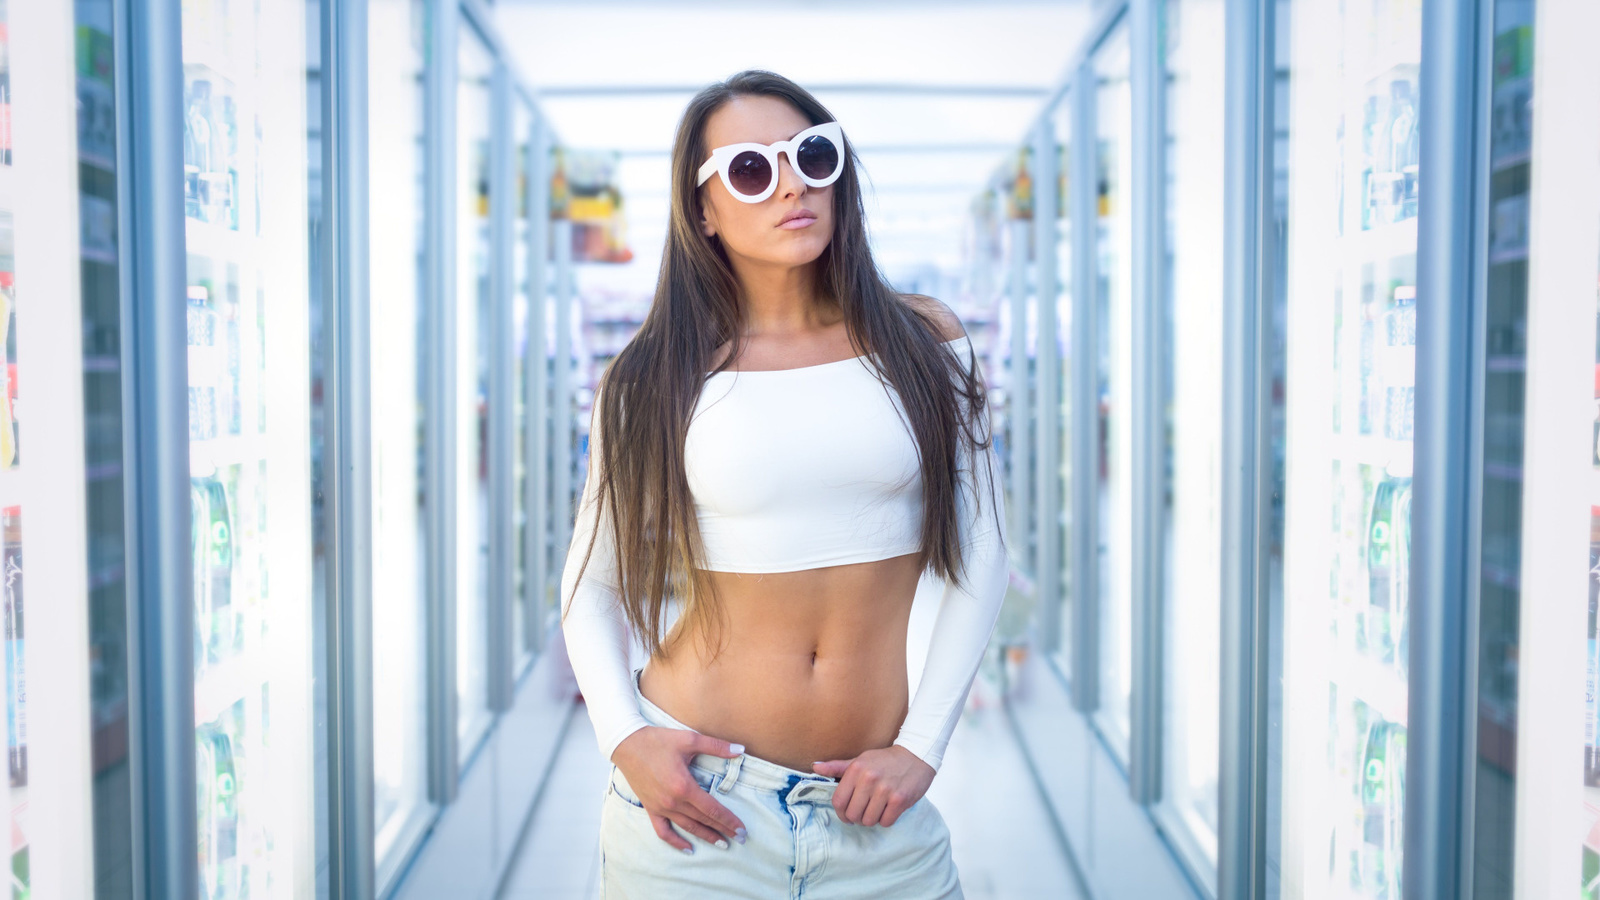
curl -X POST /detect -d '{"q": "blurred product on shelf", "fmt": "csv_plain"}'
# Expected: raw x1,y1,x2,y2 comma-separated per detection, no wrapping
549,144,569,219
1005,145,1034,221
0,270,15,469
553,147,632,263
0,13,10,167
4,505,24,892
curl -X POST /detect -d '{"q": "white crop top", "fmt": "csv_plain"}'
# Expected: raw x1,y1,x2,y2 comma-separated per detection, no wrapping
559,332,1010,773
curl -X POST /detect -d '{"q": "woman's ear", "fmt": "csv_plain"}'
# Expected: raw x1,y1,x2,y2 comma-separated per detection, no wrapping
699,196,718,238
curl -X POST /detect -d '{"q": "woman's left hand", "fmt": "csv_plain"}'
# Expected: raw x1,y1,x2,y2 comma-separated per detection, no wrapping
811,745,934,827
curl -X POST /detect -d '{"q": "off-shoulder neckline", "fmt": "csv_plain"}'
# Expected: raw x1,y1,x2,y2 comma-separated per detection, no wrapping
705,334,969,377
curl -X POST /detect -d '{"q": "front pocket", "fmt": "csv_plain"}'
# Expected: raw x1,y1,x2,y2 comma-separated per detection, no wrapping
608,766,648,810
688,765,719,793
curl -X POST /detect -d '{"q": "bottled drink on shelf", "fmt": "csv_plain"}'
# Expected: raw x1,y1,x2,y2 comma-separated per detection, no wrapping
1588,508,1600,786
184,79,213,222
1011,147,1034,221
1585,844,1600,900
221,285,240,436
3,507,24,792
1366,474,1413,672
187,284,219,441
1359,717,1407,898
0,271,16,469
252,116,263,236
1388,79,1418,221
1361,93,1384,230
1381,285,1417,442
196,718,240,900
1360,70,1420,230
1336,116,1347,235
220,94,238,231
191,480,212,674
201,476,235,665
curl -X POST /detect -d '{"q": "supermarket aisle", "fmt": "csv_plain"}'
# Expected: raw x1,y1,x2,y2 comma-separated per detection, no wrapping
498,668,1084,900
498,706,609,899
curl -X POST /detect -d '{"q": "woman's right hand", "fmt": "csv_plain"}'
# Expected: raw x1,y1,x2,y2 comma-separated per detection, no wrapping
610,726,749,853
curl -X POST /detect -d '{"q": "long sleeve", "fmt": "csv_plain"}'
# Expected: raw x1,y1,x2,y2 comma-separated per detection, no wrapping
892,336,1011,773
560,382,653,763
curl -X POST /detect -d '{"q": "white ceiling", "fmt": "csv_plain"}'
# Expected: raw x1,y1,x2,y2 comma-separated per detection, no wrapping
493,0,1092,291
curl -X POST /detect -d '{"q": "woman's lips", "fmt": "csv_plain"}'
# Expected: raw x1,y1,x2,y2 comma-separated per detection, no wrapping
777,214,817,230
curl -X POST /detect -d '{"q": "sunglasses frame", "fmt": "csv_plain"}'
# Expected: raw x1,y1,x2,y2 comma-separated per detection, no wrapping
695,121,846,204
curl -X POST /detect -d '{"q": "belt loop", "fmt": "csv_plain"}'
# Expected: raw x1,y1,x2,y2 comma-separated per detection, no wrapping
716,753,743,793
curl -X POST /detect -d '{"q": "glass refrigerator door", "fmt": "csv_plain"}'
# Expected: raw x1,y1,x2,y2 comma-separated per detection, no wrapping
368,0,432,882
180,0,317,894
983,186,1011,554
1587,142,1600,899
0,1,109,891
542,243,560,627
1277,0,1421,897
995,186,1019,557
455,24,493,752
0,8,24,891
1475,0,1535,895
1094,21,1134,758
1053,98,1073,662
76,0,137,891
512,100,532,672
1159,0,1226,878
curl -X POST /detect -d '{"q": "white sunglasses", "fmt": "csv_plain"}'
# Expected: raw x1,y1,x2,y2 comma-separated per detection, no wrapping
696,121,846,203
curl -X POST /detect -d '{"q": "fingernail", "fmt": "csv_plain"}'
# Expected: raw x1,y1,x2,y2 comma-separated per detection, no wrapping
735,827,747,843
730,743,745,754
715,838,729,849
682,846,694,855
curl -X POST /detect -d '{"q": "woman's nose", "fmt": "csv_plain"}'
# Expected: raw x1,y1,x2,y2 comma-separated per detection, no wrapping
774,155,807,199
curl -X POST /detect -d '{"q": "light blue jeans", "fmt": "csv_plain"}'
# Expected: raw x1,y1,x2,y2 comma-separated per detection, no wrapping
598,667,964,900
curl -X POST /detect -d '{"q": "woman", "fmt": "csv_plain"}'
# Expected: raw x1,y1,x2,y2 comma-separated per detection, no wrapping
560,69,1010,899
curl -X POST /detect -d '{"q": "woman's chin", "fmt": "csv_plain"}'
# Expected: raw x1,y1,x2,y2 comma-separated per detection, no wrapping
762,237,830,266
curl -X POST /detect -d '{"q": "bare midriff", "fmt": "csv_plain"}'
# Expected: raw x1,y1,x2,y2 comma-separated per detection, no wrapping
637,550,926,773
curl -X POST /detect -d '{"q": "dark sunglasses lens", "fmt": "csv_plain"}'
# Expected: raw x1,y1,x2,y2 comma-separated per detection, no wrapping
796,135,839,180
726,150,772,196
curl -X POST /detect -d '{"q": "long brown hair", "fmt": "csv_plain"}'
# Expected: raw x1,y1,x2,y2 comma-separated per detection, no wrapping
561,69,1004,665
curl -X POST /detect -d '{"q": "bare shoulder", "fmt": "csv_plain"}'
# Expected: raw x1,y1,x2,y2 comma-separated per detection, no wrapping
899,293,967,343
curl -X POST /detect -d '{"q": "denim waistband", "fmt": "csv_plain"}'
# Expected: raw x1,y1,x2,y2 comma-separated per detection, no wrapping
631,666,841,799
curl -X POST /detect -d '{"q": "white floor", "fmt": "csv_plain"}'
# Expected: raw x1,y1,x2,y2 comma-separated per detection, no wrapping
498,668,1084,900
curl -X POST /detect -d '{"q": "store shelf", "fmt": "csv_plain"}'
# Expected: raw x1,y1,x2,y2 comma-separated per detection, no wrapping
82,245,118,266
1345,216,1419,263
1491,149,1531,174
194,650,268,726
1488,245,1528,266
182,40,240,86
190,433,267,476
79,149,117,173
1333,646,1409,727
1355,55,1422,90
1328,433,1413,471
86,461,123,482
184,215,247,260
1483,461,1523,482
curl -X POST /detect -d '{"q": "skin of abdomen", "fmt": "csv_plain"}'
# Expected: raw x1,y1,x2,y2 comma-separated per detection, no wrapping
638,550,926,772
